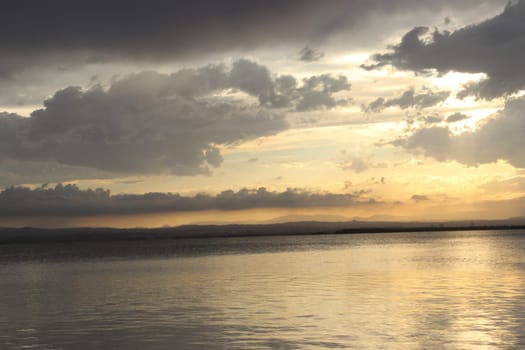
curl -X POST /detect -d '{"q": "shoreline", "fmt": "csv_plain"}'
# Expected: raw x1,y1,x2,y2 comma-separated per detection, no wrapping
2,222,525,245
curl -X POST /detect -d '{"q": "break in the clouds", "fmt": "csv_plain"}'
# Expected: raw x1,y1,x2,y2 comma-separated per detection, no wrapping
364,88,450,113
365,1,525,99
0,60,351,177
0,0,502,77
396,97,525,168
0,184,377,217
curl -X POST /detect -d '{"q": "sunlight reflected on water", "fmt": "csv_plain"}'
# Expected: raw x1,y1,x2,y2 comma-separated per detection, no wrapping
1,230,525,349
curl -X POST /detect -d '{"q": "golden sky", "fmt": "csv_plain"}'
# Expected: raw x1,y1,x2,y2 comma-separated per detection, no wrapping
1,0,525,227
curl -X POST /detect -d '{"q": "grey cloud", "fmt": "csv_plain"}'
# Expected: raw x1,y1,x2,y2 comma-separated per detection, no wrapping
394,127,452,162
412,194,430,202
366,98,386,113
230,59,350,110
364,88,450,112
0,61,293,176
338,155,388,174
479,175,525,194
0,184,378,217
365,1,525,99
295,75,351,111
0,158,114,187
118,179,144,185
0,0,502,77
230,60,274,99
298,46,325,62
204,148,223,168
446,112,470,123
0,60,351,178
422,115,442,124
346,158,370,173
395,97,525,168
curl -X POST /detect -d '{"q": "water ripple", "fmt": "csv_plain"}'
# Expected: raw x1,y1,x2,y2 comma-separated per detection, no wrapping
2,230,525,349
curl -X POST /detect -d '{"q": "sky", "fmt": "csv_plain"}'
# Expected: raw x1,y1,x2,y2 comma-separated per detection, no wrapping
2,0,525,227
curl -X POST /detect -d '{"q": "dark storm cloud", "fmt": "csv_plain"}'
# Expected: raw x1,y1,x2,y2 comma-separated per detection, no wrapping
365,1,525,99
364,88,450,113
0,60,352,177
0,0,505,76
0,184,378,216
394,97,525,168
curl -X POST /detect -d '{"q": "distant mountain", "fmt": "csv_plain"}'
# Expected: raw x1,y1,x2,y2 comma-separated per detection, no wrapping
189,214,353,225
191,213,411,225
265,214,352,224
350,214,410,222
2,217,525,244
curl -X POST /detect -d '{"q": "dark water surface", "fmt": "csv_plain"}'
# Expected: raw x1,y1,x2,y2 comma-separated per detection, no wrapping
1,230,525,349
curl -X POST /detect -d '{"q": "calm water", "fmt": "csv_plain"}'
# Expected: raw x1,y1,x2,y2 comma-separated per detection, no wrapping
1,230,525,349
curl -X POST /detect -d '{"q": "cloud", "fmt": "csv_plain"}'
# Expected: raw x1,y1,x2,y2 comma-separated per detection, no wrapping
0,158,114,187
338,153,388,174
479,175,525,195
230,59,351,110
412,194,430,202
364,88,450,112
446,112,470,123
295,74,351,111
421,115,442,124
0,87,286,176
0,184,379,217
0,0,500,77
0,60,351,178
364,1,525,99
345,158,370,173
298,46,324,62
394,96,525,168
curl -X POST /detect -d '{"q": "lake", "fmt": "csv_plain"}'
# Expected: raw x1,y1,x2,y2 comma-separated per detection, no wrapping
1,230,525,349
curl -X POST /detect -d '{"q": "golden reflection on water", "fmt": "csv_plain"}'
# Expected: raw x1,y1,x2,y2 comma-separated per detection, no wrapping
187,242,524,349
1,231,525,349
